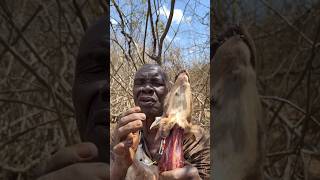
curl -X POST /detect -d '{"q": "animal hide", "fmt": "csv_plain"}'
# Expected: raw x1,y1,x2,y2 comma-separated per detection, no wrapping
211,24,265,180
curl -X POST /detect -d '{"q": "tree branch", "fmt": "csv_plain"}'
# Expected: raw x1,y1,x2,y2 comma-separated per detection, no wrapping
0,36,75,113
72,0,88,31
157,0,176,65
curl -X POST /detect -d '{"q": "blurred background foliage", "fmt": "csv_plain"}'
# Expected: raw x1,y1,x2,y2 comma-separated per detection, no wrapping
0,0,106,179
213,0,320,179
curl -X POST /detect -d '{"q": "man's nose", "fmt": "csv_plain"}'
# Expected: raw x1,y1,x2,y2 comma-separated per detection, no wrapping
142,84,154,94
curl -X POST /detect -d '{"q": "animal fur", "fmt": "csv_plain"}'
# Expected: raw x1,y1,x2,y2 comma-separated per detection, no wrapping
211,24,265,180
151,70,193,138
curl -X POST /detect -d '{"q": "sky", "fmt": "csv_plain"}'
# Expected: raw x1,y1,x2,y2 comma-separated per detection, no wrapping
161,0,210,64
110,0,210,66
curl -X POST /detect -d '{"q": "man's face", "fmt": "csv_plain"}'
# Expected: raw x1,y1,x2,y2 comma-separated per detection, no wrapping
73,80,108,162
133,65,168,118
72,17,109,163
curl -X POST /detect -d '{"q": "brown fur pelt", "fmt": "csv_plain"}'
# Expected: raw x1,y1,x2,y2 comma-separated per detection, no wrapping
211,24,265,180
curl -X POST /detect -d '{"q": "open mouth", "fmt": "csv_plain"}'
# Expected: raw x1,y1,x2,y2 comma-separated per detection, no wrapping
139,96,156,105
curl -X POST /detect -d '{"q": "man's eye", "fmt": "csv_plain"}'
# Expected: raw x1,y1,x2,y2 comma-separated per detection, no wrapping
153,82,164,86
134,80,144,85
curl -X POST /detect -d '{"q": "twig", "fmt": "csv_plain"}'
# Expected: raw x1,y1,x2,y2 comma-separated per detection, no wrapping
0,158,40,173
0,3,72,93
0,5,43,60
111,0,140,70
0,110,41,133
148,0,157,57
72,0,88,31
110,71,133,98
261,96,320,127
260,0,320,48
157,0,176,65
0,88,40,94
262,100,301,139
0,98,73,117
267,150,296,158
50,86,72,145
164,0,191,57
142,2,150,63
0,35,75,113
267,31,319,129
0,119,58,150
290,18,320,180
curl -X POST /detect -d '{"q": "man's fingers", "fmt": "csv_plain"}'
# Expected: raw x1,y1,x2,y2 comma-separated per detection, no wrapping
113,107,145,144
37,163,109,180
113,141,130,156
35,142,98,177
160,165,200,180
117,112,146,128
118,106,141,119
117,120,143,139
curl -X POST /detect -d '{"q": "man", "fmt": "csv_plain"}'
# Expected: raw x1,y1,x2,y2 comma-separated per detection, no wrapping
34,17,109,179
111,64,210,179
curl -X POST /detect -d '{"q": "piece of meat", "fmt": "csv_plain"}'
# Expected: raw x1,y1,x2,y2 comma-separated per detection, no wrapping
158,125,185,172
150,70,193,172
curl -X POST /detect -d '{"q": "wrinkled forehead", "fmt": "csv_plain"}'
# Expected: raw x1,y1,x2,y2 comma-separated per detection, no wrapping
134,64,167,81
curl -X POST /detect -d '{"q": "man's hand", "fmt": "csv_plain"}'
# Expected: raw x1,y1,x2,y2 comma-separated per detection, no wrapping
35,142,109,180
159,165,201,180
111,106,145,178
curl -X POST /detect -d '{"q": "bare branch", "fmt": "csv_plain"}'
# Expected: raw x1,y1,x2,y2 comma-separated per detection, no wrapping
260,0,320,48
0,119,58,150
72,0,88,31
148,0,157,57
142,2,150,63
267,22,320,129
157,0,176,64
0,98,73,117
0,36,75,113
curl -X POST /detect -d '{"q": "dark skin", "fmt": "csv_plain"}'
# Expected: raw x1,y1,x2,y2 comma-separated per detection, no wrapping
111,64,201,180
35,17,109,180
